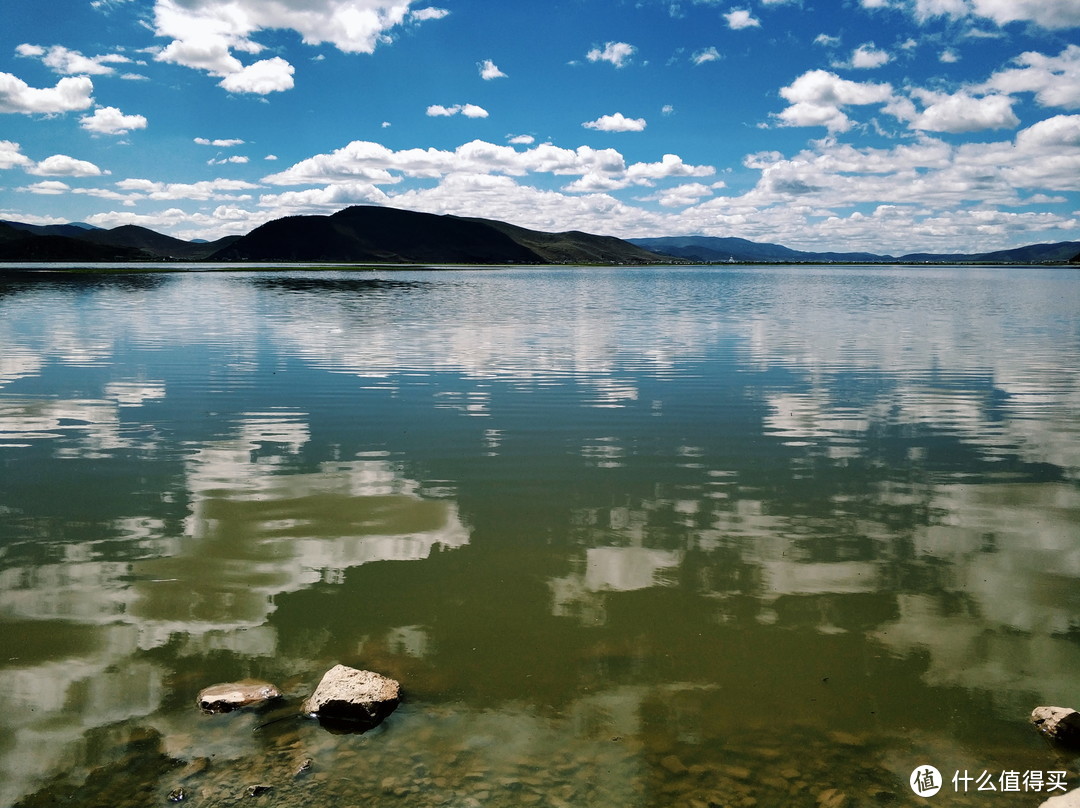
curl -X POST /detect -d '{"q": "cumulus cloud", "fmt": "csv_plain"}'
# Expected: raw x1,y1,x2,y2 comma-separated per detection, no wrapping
80,106,148,135
814,33,841,47
969,0,1080,29
724,9,761,29
115,177,260,201
261,138,712,191
17,44,131,75
586,42,636,68
208,155,249,165
775,70,893,132
427,103,489,118
152,0,433,93
901,0,1080,28
508,134,535,145
0,72,94,114
27,154,107,177
21,180,71,195
982,45,1080,109
0,140,32,170
478,59,506,80
894,90,1020,133
850,43,890,68
582,112,647,132
219,56,295,94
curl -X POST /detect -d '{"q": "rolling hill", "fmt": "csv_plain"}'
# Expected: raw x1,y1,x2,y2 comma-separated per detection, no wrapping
208,206,664,264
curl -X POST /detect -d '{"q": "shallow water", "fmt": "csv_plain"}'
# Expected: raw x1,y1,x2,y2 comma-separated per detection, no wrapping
0,264,1078,807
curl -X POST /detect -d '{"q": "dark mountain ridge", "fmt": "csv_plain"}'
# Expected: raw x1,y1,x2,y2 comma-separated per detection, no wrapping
1,207,1077,265
209,205,663,264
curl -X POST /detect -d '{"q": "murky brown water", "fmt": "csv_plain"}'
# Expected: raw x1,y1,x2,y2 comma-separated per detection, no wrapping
1,265,1078,806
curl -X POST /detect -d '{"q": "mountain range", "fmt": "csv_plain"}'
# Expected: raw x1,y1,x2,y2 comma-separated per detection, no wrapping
629,235,1080,265
2,206,1078,266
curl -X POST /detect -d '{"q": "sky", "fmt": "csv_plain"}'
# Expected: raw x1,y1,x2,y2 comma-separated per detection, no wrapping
1,0,1078,253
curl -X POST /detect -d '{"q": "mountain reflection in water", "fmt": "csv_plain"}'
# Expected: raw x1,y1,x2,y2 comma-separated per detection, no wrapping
0,265,1076,807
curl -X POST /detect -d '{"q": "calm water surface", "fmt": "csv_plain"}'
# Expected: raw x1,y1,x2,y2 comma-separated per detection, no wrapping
0,265,1078,807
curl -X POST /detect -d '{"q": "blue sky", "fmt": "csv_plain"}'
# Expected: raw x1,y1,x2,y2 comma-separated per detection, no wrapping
1,0,1078,253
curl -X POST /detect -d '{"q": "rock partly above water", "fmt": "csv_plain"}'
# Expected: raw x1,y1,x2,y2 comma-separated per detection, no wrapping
302,664,401,729
1031,706,1080,745
196,680,282,713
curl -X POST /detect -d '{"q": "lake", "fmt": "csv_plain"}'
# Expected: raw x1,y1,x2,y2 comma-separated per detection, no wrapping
0,264,1078,808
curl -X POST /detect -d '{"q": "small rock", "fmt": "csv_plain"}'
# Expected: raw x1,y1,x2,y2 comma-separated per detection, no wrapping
166,787,186,803
294,758,313,777
302,664,400,728
1031,706,1080,745
197,680,282,714
245,784,273,798
660,755,688,775
720,764,752,781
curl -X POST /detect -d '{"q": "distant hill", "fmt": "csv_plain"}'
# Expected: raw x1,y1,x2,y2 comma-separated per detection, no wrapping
76,224,240,260
210,205,663,264
0,223,150,262
632,235,1080,265
0,221,241,261
630,235,889,263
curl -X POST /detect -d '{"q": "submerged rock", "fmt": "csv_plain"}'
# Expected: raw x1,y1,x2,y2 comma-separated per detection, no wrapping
197,680,282,713
1031,706,1080,745
302,664,400,729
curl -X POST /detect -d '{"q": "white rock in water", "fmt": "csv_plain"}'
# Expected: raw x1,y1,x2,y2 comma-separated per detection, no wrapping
1039,788,1080,808
197,679,282,713
1031,706,1080,744
302,664,400,727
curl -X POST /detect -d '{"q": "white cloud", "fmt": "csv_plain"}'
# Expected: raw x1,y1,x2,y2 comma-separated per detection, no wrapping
775,70,893,132
661,104,675,115
939,49,960,63
208,155,250,165
896,90,1020,133
219,56,295,94
692,47,722,65
20,180,71,195
902,0,1080,28
583,112,647,132
724,9,761,29
508,135,535,145
478,59,506,80
114,177,259,201
427,103,489,118
0,140,32,170
645,182,716,207
28,154,106,177
982,45,1080,109
586,42,636,68
80,106,148,135
969,0,1080,29
850,43,891,68
18,44,131,76
0,72,94,114
410,7,449,21
152,0,430,93
261,138,711,191
195,137,245,147
814,34,841,47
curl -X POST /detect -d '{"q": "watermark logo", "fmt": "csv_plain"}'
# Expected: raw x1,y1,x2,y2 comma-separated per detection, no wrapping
909,766,1068,798
911,765,943,797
